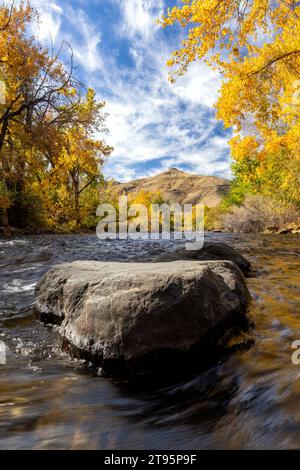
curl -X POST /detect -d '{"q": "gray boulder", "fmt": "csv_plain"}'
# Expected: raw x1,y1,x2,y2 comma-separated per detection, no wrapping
35,260,251,375
154,242,250,274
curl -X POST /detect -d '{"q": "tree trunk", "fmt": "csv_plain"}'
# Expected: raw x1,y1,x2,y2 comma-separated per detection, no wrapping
12,178,25,228
72,172,80,227
0,119,9,227
0,119,8,153
9,154,26,228
1,208,8,226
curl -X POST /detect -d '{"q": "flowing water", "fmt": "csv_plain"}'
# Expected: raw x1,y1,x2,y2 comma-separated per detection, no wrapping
0,232,300,450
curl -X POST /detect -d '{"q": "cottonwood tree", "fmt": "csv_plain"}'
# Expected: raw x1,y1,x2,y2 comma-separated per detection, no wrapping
46,90,112,226
0,2,112,228
161,0,300,205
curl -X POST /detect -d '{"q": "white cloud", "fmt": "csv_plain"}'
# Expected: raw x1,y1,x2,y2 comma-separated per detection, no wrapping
118,0,164,40
36,10,62,42
172,62,222,108
100,23,229,179
95,0,231,182
5,0,63,42
28,1,103,72
65,8,103,72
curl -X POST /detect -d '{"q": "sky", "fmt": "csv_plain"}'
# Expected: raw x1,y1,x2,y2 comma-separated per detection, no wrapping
28,0,233,182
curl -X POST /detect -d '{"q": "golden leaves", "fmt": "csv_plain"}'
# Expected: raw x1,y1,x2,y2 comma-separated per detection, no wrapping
161,0,300,205
0,3,113,229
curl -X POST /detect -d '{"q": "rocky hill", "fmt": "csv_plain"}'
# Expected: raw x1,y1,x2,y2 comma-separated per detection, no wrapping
110,168,230,207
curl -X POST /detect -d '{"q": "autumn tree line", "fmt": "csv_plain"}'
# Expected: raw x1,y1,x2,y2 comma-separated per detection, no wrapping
1,1,300,234
0,2,112,231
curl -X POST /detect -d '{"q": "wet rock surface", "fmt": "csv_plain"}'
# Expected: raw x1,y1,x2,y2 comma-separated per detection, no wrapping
35,258,250,375
153,241,251,274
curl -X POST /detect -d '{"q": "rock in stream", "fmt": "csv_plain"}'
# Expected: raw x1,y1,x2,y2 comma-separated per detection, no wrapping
35,257,251,375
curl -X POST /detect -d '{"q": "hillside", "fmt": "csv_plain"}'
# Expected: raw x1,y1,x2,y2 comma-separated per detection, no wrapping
109,168,230,207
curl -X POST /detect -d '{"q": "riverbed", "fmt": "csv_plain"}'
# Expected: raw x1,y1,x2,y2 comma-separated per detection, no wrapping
0,233,300,449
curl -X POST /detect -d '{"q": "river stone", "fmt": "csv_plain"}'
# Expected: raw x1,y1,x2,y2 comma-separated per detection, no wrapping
154,242,251,274
35,260,250,375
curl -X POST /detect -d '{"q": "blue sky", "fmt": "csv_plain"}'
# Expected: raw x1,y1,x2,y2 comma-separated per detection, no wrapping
29,0,232,182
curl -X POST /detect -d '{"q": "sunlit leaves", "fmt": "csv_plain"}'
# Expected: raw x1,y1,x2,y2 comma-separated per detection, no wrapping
0,3,113,229
162,0,300,206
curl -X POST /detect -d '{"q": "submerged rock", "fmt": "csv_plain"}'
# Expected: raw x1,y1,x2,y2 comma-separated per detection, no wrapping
154,242,251,274
35,260,251,375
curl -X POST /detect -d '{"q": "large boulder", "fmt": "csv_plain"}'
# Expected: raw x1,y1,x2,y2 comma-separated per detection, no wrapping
154,242,251,274
35,260,251,375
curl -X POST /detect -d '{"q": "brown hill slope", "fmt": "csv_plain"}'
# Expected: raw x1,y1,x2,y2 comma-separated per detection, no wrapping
110,168,230,207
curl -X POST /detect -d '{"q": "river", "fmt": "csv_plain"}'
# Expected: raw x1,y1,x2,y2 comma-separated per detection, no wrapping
0,232,300,449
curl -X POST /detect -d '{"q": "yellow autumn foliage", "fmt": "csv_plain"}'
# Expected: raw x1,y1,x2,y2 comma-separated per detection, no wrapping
0,3,112,230
161,0,300,207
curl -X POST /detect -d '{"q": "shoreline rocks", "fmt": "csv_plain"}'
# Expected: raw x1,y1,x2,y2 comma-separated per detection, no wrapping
35,258,251,376
153,242,251,275
264,224,300,235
